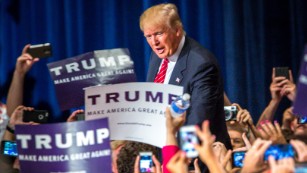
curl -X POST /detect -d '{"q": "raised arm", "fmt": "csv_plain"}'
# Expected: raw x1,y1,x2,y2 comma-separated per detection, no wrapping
257,68,286,126
6,44,39,116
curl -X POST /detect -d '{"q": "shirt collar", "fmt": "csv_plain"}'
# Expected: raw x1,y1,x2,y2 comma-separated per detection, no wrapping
167,36,185,62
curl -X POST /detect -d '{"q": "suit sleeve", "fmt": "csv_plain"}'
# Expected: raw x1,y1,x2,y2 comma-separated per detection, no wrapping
186,61,223,127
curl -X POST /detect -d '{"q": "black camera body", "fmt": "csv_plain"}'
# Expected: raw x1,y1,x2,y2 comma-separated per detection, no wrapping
23,110,49,124
224,106,238,121
27,43,52,58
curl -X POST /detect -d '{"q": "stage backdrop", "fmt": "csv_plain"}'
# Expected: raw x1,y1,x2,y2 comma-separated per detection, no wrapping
0,0,307,122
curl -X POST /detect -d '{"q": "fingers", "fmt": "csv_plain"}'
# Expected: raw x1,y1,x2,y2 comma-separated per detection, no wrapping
18,53,33,61
134,155,140,173
67,109,84,122
22,107,34,111
249,138,272,155
166,151,188,173
273,121,282,135
242,133,252,149
22,44,31,54
151,155,161,173
221,150,232,168
290,139,307,162
268,155,277,168
257,139,272,155
231,103,242,110
289,69,293,82
193,158,201,173
21,122,40,126
258,122,270,139
259,121,276,137
165,106,171,118
237,109,252,124
266,121,278,136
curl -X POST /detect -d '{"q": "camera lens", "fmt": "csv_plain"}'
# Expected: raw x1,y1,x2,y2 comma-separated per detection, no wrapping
38,114,44,120
225,110,232,121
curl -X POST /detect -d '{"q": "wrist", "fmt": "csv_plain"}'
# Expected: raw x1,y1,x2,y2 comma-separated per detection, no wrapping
6,124,15,134
270,98,281,104
14,70,26,78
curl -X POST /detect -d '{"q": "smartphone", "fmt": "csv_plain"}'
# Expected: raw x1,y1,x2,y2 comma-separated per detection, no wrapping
76,113,85,121
297,116,307,124
1,140,18,157
139,152,153,173
232,151,246,168
264,144,295,161
275,67,290,79
179,125,199,158
23,110,49,124
27,43,52,58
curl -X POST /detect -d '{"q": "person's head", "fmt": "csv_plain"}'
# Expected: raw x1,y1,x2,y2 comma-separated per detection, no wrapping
116,141,158,173
139,3,185,59
111,140,127,173
226,121,248,149
290,117,307,142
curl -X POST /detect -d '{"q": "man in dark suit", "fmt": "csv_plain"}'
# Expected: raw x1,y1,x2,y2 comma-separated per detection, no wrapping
140,3,231,172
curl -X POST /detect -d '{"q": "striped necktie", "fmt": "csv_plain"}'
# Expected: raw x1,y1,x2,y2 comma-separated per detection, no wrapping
154,58,169,83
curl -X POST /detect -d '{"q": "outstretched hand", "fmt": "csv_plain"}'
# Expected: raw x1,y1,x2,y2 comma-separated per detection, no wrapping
15,44,39,75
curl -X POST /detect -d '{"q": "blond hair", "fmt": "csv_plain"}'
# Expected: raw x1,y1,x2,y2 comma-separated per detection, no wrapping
139,3,184,32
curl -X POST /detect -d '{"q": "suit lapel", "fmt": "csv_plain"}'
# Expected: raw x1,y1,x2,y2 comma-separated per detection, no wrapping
168,38,190,85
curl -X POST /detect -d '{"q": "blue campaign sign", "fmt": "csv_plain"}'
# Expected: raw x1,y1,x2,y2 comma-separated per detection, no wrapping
293,45,307,116
47,48,137,110
15,118,112,173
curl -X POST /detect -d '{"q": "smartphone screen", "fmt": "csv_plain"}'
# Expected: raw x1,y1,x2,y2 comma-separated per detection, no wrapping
139,152,153,173
1,141,18,157
275,67,290,79
232,151,246,168
297,116,307,124
264,144,295,161
179,125,199,158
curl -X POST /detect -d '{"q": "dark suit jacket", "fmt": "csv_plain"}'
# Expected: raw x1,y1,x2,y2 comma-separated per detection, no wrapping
147,37,231,150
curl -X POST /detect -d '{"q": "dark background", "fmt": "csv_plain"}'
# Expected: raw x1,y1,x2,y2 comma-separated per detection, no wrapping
0,0,306,122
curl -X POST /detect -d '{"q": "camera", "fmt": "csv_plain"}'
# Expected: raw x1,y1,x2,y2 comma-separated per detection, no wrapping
1,140,18,157
139,152,153,173
232,151,246,168
23,110,49,124
179,125,199,158
297,115,307,124
224,106,238,121
27,43,52,58
264,144,295,161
